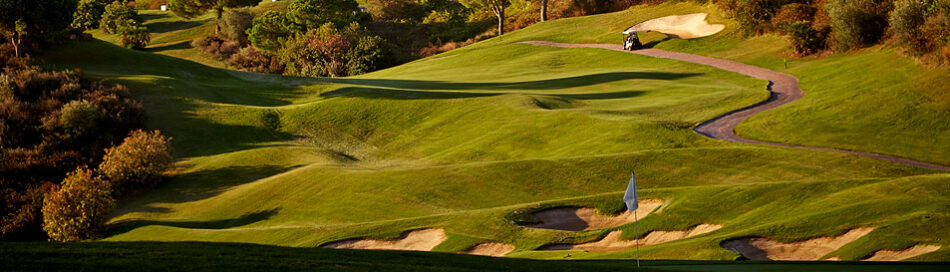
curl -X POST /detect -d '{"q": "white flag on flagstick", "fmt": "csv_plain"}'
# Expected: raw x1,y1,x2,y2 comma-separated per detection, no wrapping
623,172,638,213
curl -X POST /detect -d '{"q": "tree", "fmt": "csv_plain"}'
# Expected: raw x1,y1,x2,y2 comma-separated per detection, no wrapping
72,0,107,31
100,1,141,34
98,130,173,191
168,0,261,36
540,0,548,22
247,11,297,53
286,0,367,29
466,0,510,35
0,0,78,57
41,167,116,242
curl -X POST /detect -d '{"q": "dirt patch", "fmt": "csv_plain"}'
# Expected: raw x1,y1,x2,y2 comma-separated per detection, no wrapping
624,13,725,39
521,199,663,231
721,227,875,261
539,224,722,252
321,228,447,251
864,245,941,261
462,242,516,257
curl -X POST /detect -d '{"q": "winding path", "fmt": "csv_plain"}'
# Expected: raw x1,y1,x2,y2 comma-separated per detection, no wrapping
520,41,950,171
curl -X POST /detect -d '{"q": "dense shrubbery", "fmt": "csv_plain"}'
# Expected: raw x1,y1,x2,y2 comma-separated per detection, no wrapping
0,43,175,241
279,23,389,77
786,21,826,55
193,35,241,58
72,0,107,31
220,8,254,44
826,0,890,50
100,1,142,34
41,167,115,242
887,0,950,63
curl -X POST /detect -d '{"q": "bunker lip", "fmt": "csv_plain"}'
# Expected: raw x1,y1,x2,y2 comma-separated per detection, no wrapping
320,228,446,252
864,245,941,261
539,223,722,252
720,227,875,261
461,242,516,257
624,13,725,39
518,199,663,231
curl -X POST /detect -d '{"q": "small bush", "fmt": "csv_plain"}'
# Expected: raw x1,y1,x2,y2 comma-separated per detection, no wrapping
192,36,241,59
826,0,889,50
889,0,929,55
98,130,172,190
220,8,254,44
41,167,115,242
119,26,151,50
59,100,103,140
228,46,273,73
100,1,141,34
786,21,826,56
71,0,106,31
260,110,281,132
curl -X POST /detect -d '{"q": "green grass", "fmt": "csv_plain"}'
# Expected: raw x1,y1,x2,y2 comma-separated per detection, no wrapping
27,0,950,264
3,242,949,272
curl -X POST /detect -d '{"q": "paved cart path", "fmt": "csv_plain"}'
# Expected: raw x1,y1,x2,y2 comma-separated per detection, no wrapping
520,41,950,171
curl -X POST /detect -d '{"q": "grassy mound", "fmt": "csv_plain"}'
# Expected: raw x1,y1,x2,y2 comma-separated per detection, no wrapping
34,1,949,262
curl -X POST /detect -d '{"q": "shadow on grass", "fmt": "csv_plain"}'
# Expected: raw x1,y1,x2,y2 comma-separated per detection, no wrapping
320,87,646,101
147,41,192,53
643,37,673,49
146,19,209,34
330,71,700,91
108,208,279,235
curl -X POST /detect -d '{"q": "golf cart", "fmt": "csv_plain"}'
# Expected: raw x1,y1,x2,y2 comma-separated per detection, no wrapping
623,31,642,51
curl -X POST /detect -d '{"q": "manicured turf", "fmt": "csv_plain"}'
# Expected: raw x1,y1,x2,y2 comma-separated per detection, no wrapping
3,242,948,272
29,0,949,264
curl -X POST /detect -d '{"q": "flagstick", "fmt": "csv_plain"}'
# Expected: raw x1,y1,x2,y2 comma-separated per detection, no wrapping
635,208,640,268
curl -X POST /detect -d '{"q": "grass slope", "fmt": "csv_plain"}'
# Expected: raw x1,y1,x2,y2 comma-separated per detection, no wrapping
29,0,949,263
3,242,949,272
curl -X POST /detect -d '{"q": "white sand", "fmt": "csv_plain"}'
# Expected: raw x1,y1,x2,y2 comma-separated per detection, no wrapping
624,13,725,39
321,228,447,251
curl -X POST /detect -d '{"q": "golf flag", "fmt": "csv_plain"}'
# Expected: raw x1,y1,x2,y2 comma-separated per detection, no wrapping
623,172,638,213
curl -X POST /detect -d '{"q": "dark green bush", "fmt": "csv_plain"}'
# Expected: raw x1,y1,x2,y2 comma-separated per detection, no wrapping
826,0,890,50
119,26,151,50
220,8,254,44
786,21,826,55
59,100,103,140
71,0,106,31
100,1,141,34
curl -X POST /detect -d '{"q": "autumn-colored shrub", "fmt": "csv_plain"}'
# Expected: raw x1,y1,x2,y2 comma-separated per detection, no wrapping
0,52,144,241
192,35,242,59
228,46,273,73
98,130,172,190
41,167,115,242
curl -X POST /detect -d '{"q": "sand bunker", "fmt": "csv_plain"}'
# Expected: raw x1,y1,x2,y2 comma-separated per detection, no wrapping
540,223,722,252
721,227,875,261
521,199,663,231
462,242,516,257
321,228,446,251
624,13,725,39
864,245,941,261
